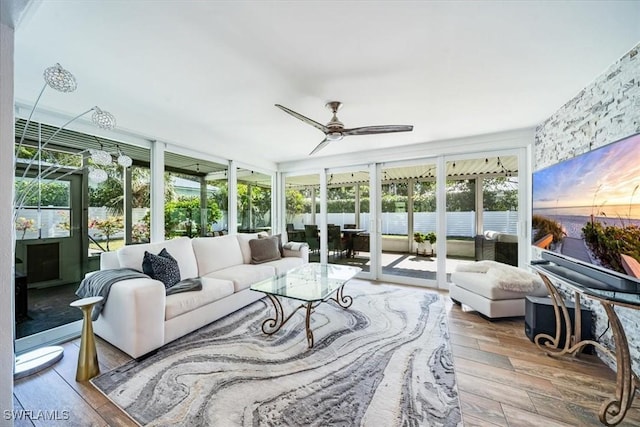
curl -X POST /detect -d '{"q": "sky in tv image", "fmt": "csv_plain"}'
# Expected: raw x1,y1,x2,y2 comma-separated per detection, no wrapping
533,133,640,220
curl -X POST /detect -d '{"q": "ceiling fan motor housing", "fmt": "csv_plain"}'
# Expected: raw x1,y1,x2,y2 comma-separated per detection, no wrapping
325,101,344,129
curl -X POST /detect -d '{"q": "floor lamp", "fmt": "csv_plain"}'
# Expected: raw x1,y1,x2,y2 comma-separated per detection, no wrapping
13,64,119,379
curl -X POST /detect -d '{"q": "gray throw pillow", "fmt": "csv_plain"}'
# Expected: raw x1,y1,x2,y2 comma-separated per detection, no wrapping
142,248,181,289
249,236,282,264
259,233,284,256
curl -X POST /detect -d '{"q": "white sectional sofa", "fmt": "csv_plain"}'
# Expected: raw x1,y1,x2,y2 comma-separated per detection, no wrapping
94,233,308,358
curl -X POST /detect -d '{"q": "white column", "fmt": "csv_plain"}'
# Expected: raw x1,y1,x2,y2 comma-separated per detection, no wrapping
310,187,317,224
150,140,165,242
520,146,530,267
370,163,380,279
247,183,253,231
0,20,15,426
228,161,237,235
319,170,327,264
199,176,207,236
123,166,132,244
354,183,360,228
274,172,284,236
407,178,414,249
475,177,483,236
436,156,447,289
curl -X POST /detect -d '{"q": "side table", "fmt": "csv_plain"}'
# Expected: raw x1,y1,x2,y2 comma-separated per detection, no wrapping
70,296,103,381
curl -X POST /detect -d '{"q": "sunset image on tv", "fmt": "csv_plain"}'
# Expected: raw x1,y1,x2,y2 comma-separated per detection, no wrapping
532,133,640,278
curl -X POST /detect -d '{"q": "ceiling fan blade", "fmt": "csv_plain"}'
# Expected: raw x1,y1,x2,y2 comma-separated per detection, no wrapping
309,138,330,155
275,104,328,133
342,125,413,136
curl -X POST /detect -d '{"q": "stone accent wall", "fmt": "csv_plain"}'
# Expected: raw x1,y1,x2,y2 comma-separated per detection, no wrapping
534,42,640,373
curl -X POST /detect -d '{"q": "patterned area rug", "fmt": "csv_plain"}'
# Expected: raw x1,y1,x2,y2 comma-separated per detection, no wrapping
92,282,462,426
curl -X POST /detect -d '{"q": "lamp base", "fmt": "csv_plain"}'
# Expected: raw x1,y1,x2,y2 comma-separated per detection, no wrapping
14,346,64,380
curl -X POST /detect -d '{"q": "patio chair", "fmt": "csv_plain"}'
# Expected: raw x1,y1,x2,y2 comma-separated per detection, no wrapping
304,224,320,253
328,224,347,258
344,224,357,229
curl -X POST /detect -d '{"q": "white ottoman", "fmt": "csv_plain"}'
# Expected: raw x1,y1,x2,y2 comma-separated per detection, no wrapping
450,261,548,319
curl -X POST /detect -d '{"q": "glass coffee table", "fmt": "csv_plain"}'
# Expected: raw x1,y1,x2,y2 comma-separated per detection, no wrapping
250,263,361,348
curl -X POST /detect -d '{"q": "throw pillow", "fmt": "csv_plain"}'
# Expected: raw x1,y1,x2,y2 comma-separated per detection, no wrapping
142,248,181,289
249,236,282,264
259,233,284,257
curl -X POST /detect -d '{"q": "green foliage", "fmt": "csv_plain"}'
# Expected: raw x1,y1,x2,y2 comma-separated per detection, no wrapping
209,180,228,211
165,197,223,238
482,177,518,211
89,168,123,212
582,220,640,274
286,189,306,220
446,179,476,212
413,232,436,244
89,166,164,213
16,146,82,168
532,215,565,243
15,178,70,207
237,184,271,229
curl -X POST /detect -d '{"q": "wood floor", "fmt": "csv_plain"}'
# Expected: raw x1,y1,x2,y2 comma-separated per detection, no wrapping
12,285,640,426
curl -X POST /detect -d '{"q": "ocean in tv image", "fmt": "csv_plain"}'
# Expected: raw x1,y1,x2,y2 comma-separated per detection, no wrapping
532,133,640,278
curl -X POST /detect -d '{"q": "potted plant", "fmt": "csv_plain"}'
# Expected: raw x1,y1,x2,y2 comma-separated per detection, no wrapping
414,232,436,256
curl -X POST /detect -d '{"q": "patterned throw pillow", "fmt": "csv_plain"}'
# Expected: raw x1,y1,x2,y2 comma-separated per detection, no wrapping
142,248,181,289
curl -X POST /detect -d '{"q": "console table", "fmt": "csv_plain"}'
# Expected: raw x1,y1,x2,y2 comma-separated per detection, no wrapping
530,262,640,426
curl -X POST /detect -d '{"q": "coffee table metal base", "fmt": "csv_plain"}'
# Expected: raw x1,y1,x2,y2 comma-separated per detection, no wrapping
261,285,353,348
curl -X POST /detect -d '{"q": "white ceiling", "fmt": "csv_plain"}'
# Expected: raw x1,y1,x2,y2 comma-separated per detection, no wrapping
13,1,640,166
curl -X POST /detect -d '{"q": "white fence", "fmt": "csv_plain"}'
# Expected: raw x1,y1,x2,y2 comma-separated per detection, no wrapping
290,211,518,237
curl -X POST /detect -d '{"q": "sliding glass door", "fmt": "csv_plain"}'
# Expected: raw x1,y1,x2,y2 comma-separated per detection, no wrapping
378,162,438,287
324,168,370,273
284,173,321,258
278,149,523,287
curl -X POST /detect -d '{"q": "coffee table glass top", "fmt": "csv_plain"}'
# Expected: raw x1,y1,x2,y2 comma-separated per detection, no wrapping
250,263,361,302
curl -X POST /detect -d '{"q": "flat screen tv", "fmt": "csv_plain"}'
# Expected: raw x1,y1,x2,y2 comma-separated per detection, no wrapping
532,132,640,288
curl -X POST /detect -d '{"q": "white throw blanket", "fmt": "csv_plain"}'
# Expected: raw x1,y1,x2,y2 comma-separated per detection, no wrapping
283,241,308,251
455,260,543,292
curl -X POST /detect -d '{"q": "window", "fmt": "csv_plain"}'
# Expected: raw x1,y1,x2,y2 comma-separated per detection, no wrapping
237,168,272,233
15,177,72,240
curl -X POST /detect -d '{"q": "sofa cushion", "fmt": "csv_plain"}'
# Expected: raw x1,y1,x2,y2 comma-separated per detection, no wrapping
249,236,282,264
205,264,275,292
451,271,547,301
142,248,181,288
165,277,234,320
236,233,260,264
117,237,198,279
261,256,304,275
192,235,244,275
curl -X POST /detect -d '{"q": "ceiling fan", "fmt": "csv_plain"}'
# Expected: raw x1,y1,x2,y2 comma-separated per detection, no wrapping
275,101,413,155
